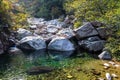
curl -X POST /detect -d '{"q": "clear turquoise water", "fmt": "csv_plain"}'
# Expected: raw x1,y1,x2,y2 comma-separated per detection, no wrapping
0,50,74,79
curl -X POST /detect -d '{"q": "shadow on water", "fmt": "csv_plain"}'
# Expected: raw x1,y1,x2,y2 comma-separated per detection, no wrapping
0,53,11,76
48,50,74,61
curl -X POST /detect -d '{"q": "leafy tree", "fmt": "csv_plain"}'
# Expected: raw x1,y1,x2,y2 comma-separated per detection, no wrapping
0,0,28,30
64,0,120,60
64,0,120,28
19,0,65,20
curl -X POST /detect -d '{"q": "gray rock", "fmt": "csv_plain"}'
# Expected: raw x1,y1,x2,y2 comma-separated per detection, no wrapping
98,51,112,60
18,36,46,50
90,21,104,27
47,25,58,33
97,27,108,39
8,47,23,54
17,28,33,40
27,17,44,25
57,28,75,39
79,40,105,52
106,73,112,80
0,41,4,54
87,36,101,42
74,22,98,39
29,25,37,29
48,37,75,51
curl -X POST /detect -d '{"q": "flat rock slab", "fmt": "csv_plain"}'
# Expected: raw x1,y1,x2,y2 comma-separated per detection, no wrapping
75,22,98,39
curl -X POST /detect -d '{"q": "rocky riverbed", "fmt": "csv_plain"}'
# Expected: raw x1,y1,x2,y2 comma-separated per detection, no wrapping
0,17,118,80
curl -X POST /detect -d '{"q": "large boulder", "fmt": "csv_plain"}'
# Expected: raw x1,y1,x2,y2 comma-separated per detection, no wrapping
78,37,105,52
74,22,98,39
17,28,33,40
97,27,108,39
98,51,112,60
18,36,46,51
48,37,75,51
0,40,4,54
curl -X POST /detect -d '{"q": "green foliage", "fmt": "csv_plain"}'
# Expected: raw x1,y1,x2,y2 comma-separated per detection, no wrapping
0,0,28,30
64,0,120,28
19,0,65,20
64,0,120,60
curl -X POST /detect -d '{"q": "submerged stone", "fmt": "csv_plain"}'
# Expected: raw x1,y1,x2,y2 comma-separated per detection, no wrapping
26,66,54,75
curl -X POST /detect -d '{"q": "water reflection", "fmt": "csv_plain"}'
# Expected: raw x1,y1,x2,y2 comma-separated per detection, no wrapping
0,54,11,75
48,50,74,60
24,49,47,61
0,49,74,79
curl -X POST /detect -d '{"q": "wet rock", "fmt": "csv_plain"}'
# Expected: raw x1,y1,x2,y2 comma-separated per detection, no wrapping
26,66,54,75
79,40,105,52
17,28,33,40
48,37,75,51
98,51,112,60
87,36,101,41
18,36,46,51
106,73,112,80
97,27,108,39
74,22,98,39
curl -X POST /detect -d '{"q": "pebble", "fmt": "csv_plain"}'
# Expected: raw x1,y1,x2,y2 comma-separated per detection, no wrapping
67,75,73,79
108,61,115,65
106,73,111,80
104,66,109,69
111,73,118,78
97,78,105,80
114,64,120,68
104,63,110,67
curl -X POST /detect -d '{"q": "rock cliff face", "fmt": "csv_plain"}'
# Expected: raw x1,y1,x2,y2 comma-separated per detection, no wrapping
0,29,15,54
